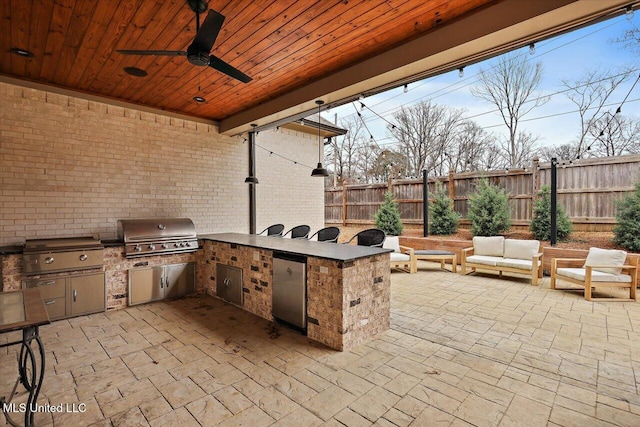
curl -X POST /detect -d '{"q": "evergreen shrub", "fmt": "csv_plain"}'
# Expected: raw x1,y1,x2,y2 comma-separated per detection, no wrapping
429,181,460,235
467,178,511,236
530,185,572,241
375,191,404,236
613,181,640,251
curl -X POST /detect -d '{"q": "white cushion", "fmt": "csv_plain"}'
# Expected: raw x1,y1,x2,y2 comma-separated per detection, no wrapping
390,252,410,262
504,239,540,260
473,236,505,257
383,236,401,253
583,247,627,275
466,255,501,266
497,258,534,271
557,268,632,283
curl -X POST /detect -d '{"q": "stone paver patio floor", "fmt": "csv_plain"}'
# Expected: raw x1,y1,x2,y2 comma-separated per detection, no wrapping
2,260,640,426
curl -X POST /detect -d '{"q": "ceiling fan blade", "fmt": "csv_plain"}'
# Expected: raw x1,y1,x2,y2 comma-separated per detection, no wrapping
191,10,225,52
209,55,252,83
117,50,186,56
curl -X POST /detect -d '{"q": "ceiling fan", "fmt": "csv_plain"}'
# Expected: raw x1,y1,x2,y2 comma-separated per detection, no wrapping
117,0,252,83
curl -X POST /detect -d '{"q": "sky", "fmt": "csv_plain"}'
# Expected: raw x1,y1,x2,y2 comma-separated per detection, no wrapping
328,11,640,152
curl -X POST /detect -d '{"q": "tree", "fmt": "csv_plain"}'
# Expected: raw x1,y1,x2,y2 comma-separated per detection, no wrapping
374,191,403,235
387,101,464,177
587,113,640,157
327,116,365,183
613,181,640,251
561,68,631,157
429,181,460,235
467,178,511,236
446,121,502,173
471,52,548,168
530,185,572,241
368,149,406,182
538,143,579,162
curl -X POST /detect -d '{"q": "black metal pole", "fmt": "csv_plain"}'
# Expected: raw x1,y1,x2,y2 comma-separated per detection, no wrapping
550,157,557,246
247,128,257,234
423,169,429,237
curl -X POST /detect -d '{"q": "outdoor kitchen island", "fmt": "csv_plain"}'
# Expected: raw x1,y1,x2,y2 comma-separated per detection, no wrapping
198,233,391,351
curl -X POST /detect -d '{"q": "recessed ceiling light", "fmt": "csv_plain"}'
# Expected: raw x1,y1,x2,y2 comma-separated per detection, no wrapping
193,96,206,103
10,47,34,58
123,66,148,77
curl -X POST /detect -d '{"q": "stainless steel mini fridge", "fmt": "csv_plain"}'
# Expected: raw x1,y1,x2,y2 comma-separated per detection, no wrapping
272,252,307,329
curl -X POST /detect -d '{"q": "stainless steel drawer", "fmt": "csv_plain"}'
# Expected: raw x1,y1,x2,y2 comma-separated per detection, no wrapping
26,277,65,300
43,297,66,320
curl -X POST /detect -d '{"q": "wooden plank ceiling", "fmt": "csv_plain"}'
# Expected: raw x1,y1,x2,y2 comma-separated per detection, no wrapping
1,0,495,124
3,0,634,135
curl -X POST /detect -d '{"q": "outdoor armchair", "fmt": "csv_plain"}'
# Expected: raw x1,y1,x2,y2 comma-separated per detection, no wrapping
550,247,638,301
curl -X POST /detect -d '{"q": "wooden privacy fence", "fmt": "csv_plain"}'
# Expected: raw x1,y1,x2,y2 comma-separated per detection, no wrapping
325,154,640,232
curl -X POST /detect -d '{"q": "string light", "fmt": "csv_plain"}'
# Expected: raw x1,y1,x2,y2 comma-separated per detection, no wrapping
403,84,408,93
458,67,464,78
626,5,634,20
529,43,535,55
255,143,315,170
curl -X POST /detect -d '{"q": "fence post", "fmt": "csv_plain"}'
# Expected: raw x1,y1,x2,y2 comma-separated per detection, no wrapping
531,157,539,219
342,181,348,226
448,169,455,202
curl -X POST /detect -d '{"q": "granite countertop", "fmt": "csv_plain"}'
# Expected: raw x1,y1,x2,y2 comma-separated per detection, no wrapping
199,233,391,262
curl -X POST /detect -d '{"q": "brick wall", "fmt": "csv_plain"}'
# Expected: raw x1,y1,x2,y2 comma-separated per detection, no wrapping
0,82,324,245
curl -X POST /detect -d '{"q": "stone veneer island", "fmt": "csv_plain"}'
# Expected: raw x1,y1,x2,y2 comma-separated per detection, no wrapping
198,233,391,351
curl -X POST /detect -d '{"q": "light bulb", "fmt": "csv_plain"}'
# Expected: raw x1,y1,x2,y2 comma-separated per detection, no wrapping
403,84,408,93
626,6,634,20
529,43,535,55
458,67,464,78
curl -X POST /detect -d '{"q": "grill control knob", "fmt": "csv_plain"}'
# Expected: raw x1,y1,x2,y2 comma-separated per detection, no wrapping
185,242,191,247
148,244,155,250
180,242,185,247
134,245,142,252
174,243,180,248
161,243,168,249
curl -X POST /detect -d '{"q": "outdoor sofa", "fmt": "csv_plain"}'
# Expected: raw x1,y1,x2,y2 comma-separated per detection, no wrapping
461,236,543,285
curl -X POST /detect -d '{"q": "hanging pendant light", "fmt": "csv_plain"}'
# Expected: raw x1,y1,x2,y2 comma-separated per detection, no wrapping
311,100,329,177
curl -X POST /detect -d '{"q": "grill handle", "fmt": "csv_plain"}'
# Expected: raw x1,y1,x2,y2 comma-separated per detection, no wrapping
73,289,77,302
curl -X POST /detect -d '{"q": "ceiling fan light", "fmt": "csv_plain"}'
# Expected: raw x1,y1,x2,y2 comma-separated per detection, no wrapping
193,96,206,103
10,47,34,58
123,66,148,77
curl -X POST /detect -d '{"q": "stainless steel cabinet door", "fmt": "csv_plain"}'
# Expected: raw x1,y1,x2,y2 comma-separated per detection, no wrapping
273,257,307,328
164,263,195,299
69,273,105,316
129,267,163,306
216,264,243,306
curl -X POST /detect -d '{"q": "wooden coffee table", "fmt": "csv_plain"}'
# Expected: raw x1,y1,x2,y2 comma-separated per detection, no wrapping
414,250,457,273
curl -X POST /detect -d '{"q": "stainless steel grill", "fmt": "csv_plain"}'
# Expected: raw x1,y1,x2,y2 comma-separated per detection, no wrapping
117,218,198,258
23,237,104,276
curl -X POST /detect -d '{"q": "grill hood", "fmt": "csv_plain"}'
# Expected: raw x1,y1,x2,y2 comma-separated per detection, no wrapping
117,218,197,258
